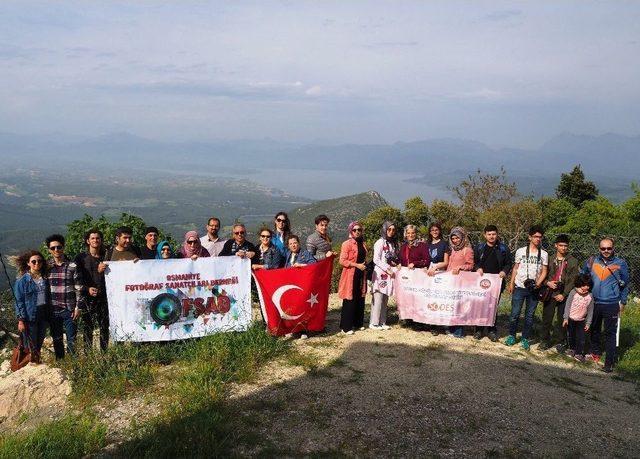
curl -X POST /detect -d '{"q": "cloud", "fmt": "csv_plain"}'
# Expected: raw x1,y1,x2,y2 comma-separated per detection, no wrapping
364,41,419,49
484,9,522,22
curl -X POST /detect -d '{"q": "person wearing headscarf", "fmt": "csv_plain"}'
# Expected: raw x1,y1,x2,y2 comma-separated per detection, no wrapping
178,231,210,260
370,221,399,330
338,221,368,335
156,240,174,259
446,226,475,338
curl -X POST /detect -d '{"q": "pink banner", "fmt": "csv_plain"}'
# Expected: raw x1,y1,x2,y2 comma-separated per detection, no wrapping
394,269,502,326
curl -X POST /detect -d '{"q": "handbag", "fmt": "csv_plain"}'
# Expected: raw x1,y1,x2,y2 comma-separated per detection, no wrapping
10,332,32,372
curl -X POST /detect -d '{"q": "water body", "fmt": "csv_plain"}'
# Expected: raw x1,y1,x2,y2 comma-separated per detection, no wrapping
224,168,453,206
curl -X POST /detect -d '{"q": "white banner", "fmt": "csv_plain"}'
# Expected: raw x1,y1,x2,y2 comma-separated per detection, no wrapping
104,257,252,342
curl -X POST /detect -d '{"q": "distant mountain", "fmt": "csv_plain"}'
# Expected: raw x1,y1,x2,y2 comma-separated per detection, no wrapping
289,191,388,239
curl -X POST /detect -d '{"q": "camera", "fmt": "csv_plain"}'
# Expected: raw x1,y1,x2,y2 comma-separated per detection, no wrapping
524,279,538,293
617,279,626,289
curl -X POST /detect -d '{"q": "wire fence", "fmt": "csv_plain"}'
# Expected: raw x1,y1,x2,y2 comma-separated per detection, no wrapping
467,232,638,293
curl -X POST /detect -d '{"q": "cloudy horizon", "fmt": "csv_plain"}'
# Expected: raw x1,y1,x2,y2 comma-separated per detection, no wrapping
1,1,639,149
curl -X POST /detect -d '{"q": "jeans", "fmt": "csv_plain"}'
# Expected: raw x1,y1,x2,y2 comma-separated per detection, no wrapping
567,319,586,355
50,308,77,359
25,305,49,362
509,287,539,339
82,299,110,352
590,303,620,368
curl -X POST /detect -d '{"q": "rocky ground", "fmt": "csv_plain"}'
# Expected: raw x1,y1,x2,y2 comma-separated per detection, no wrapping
1,295,639,457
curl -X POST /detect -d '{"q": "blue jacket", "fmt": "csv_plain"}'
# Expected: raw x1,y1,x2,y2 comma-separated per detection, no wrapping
271,233,288,257
284,249,317,267
254,245,284,269
14,273,50,322
582,255,630,305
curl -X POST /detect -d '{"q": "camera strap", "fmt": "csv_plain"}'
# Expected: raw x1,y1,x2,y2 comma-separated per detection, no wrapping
525,245,541,281
601,257,623,285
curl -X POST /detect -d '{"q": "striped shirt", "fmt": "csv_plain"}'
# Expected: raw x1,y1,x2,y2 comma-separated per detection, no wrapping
48,258,83,313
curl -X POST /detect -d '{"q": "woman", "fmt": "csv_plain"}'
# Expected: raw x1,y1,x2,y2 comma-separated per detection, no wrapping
271,212,291,257
14,250,50,363
399,225,430,269
426,223,449,275
370,221,399,330
252,228,283,270
447,226,475,338
178,231,210,259
338,221,367,335
156,240,174,259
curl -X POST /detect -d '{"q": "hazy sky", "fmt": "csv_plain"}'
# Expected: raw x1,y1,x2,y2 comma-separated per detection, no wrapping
1,1,639,147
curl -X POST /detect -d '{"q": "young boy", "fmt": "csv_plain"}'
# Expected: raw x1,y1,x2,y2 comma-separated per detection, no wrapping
562,274,595,362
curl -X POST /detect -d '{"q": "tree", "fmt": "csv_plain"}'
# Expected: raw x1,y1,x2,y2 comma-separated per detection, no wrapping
538,197,577,232
555,165,599,207
482,199,543,249
361,206,406,248
403,197,430,228
450,167,518,213
429,199,463,232
557,197,628,236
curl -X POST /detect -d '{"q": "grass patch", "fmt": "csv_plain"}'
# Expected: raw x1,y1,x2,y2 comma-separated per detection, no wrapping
617,302,640,381
0,414,107,459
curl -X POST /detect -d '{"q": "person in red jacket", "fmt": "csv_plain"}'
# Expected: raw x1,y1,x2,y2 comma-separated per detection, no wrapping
338,221,368,335
399,225,430,269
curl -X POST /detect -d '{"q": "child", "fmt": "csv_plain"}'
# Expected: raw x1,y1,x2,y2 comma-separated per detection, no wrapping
562,274,594,362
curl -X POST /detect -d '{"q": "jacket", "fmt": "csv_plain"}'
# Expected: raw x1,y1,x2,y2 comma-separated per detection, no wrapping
284,249,316,267
582,255,630,305
254,245,283,269
447,247,474,272
473,241,512,275
563,289,595,327
399,242,430,268
14,273,50,322
544,254,580,300
338,238,368,300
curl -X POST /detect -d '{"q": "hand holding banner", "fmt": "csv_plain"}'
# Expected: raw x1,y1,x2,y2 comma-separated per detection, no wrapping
253,257,333,336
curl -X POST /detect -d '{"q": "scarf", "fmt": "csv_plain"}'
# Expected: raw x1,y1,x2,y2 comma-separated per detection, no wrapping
449,226,468,252
347,221,363,239
156,240,172,259
181,231,202,258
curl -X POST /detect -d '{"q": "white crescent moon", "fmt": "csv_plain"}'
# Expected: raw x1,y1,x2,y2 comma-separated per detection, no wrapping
272,284,304,320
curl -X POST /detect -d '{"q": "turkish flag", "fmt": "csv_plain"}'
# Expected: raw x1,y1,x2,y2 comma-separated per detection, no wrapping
252,256,333,336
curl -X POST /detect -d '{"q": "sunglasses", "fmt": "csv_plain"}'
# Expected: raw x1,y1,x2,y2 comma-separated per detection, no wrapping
599,247,613,251
161,247,171,251
260,234,271,238
352,228,362,232
234,231,245,235
49,245,63,251
276,218,287,223
187,240,198,245
30,259,43,265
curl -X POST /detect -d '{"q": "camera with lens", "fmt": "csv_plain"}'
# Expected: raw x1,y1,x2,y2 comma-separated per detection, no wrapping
523,278,538,293
617,279,626,289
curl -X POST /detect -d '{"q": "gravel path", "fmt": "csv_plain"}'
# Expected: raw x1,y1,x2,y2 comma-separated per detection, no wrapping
229,294,640,458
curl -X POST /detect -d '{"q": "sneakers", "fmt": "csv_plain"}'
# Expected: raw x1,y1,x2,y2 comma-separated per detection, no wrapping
504,335,516,346
473,331,483,340
341,329,354,336
573,354,585,362
601,365,613,373
566,349,575,357
369,324,382,330
586,353,601,363
538,342,550,351
380,324,390,330
488,331,498,342
299,333,308,340
359,326,366,331
430,328,440,336
520,338,530,350
555,343,567,354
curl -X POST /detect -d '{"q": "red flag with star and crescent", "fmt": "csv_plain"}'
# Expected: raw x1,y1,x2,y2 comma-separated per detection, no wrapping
252,256,333,336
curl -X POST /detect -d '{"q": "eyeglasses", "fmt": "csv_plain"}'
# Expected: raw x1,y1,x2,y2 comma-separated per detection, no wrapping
599,247,614,251
234,231,245,235
352,228,362,233
187,240,198,245
276,218,286,223
30,259,43,265
161,247,171,251
260,234,271,238
49,245,63,251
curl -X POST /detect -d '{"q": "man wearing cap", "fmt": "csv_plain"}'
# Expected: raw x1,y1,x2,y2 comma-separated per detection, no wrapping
539,234,579,351
139,226,159,260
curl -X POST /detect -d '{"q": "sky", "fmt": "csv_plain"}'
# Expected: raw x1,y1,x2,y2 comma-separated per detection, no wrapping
1,1,639,148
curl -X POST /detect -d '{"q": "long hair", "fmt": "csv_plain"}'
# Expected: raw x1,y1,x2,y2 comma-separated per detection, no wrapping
12,250,48,277
274,211,291,235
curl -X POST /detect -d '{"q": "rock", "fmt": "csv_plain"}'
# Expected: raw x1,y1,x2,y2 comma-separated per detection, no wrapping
0,363,71,425
0,360,10,377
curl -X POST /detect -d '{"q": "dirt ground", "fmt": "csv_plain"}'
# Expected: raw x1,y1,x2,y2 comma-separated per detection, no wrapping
228,294,640,458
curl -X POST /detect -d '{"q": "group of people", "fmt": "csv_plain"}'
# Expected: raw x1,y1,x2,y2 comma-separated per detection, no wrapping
12,212,630,373
339,221,629,373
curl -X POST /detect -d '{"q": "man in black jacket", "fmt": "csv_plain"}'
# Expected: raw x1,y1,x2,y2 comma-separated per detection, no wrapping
473,225,512,341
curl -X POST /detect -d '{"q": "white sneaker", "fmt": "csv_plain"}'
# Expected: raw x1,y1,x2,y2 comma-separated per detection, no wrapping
284,333,293,339
345,330,354,335
380,324,390,330
359,326,366,331
369,324,381,330
299,333,308,340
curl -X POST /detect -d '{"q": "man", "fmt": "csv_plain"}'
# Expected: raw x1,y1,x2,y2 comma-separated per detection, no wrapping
139,226,159,260
473,225,512,342
284,235,316,267
583,238,630,373
75,228,110,352
306,214,334,260
104,226,140,261
200,217,227,257
219,223,257,260
539,234,579,352
506,225,549,350
46,234,84,358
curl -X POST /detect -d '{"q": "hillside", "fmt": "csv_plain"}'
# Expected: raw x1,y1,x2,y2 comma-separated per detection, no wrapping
289,191,388,238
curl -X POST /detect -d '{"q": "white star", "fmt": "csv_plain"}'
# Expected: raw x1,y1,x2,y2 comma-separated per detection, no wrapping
306,293,319,307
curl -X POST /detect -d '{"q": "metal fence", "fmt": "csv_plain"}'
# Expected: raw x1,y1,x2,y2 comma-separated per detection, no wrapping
467,232,639,293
